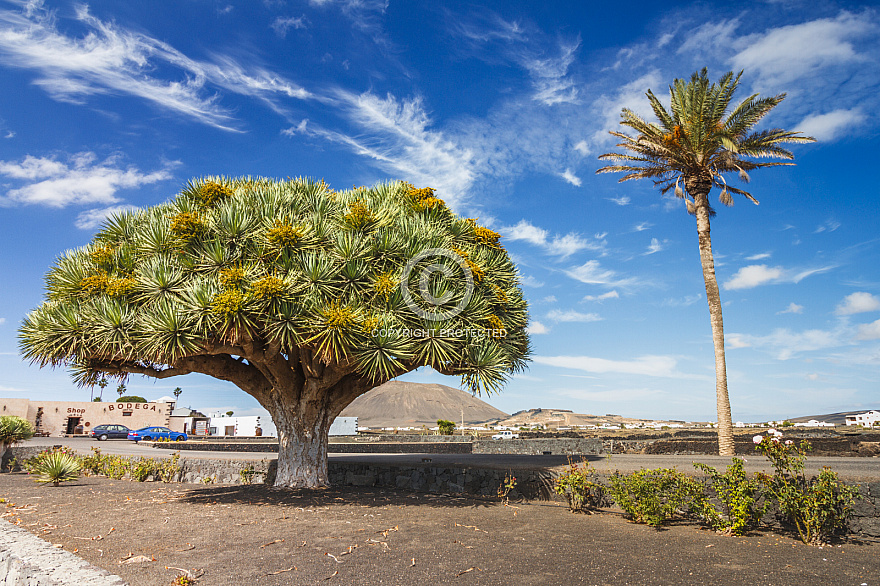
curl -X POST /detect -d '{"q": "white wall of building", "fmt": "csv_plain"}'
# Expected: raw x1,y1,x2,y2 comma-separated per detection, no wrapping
845,410,880,427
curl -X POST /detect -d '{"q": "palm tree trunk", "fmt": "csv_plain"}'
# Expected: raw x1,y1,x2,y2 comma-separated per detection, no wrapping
692,192,735,456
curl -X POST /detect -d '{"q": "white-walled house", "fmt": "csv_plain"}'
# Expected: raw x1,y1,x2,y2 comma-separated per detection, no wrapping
845,411,880,427
208,414,276,437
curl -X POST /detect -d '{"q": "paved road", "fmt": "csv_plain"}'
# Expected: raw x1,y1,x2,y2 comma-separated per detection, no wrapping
21,437,880,480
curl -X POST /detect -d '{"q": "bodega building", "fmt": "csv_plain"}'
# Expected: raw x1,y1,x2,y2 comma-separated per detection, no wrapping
0,398,173,437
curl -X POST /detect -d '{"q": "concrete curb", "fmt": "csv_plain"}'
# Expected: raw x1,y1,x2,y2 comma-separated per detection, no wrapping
0,519,128,585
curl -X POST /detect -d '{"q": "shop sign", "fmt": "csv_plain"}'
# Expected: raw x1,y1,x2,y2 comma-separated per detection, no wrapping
108,403,160,412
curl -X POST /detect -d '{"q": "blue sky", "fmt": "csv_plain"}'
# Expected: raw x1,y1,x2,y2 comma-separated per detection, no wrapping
1,0,879,423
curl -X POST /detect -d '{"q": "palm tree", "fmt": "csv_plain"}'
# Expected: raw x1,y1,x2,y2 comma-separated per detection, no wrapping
19,177,530,487
597,69,815,455
97,377,108,401
116,383,126,399
173,387,182,402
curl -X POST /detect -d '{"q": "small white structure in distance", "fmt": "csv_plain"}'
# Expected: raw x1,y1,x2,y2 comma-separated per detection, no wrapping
208,414,276,437
329,417,358,436
845,410,880,427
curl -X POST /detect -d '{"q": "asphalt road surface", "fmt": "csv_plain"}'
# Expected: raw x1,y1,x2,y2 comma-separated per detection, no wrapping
21,437,880,480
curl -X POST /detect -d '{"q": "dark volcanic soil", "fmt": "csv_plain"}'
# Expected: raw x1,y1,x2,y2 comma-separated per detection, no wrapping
0,473,876,586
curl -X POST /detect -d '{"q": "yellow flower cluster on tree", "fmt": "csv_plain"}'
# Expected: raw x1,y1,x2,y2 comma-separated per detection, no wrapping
490,283,508,304
79,272,136,297
265,220,304,248
374,271,397,300
406,184,445,211
219,267,246,290
486,314,505,338
322,302,356,330
198,182,234,207
88,244,117,265
251,275,285,300
362,315,380,333
450,247,484,283
474,225,502,248
343,200,376,229
170,212,206,241
211,289,245,318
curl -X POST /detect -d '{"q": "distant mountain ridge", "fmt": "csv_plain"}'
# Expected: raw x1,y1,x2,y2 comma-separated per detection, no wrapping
340,381,509,429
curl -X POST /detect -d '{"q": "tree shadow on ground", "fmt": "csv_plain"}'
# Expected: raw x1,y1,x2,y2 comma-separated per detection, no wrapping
176,483,501,509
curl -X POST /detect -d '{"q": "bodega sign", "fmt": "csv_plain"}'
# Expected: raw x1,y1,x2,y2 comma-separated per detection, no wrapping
108,403,161,411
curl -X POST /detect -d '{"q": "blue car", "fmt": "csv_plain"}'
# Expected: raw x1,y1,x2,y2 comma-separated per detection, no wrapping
127,426,187,442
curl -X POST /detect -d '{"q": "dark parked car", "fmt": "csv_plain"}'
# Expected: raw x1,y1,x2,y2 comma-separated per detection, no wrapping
89,424,131,441
127,426,187,442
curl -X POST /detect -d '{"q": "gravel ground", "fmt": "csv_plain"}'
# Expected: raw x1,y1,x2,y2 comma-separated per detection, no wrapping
1,473,877,586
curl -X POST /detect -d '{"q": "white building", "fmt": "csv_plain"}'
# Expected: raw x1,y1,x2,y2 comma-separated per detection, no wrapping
794,420,836,428
208,414,275,437
845,410,880,427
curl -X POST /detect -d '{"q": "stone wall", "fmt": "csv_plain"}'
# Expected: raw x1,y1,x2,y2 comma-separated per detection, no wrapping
473,438,602,456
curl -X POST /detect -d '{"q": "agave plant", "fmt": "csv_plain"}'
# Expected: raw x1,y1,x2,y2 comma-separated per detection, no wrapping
32,451,81,486
19,178,530,488
0,416,34,462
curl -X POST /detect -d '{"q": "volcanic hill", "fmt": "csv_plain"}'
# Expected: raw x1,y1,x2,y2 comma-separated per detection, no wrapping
340,381,509,429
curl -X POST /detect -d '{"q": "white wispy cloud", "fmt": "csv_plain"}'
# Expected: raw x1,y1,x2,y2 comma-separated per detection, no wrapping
836,292,880,315
301,91,477,207
0,317,5,325
519,275,544,288
609,196,631,206
0,4,311,131
729,12,877,87
565,260,638,288
729,327,848,360
856,319,880,340
814,218,841,233
0,153,172,208
797,108,866,141
583,291,619,302
547,309,602,323
521,38,581,106
271,16,308,37
723,263,835,290
75,205,140,230
661,294,702,308
725,264,784,289
645,237,665,255
499,219,604,258
560,168,582,186
777,302,804,315
534,354,693,378
527,320,549,335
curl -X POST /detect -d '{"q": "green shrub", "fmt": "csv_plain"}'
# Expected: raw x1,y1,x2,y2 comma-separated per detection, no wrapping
693,458,767,535
239,465,256,485
553,459,610,513
437,419,456,435
130,457,158,482
31,451,81,486
754,433,859,545
157,453,182,483
608,468,703,527
80,447,108,476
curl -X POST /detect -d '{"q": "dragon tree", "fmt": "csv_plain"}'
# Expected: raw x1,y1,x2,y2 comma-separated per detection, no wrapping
19,178,530,487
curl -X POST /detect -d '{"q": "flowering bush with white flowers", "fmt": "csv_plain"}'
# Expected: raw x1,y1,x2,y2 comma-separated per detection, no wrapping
753,430,859,545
